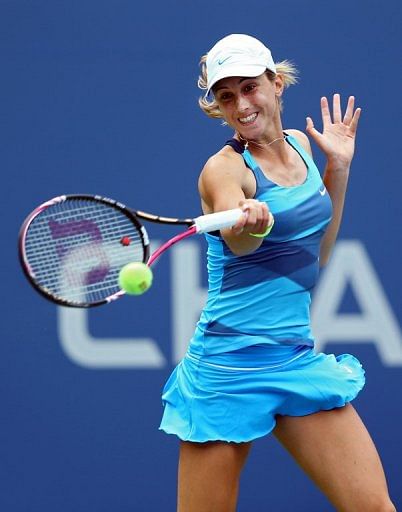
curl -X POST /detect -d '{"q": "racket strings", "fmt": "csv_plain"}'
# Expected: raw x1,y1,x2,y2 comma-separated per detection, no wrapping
26,237,143,301
24,199,145,305
27,242,141,291
25,221,142,257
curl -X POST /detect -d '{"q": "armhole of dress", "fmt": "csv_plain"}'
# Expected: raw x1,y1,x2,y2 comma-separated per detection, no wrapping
224,138,261,194
284,133,315,172
242,149,271,192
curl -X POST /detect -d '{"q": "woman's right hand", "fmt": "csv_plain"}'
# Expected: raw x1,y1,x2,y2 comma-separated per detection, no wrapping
232,199,273,236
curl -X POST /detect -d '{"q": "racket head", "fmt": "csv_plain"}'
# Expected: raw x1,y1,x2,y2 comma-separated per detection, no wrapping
18,194,150,307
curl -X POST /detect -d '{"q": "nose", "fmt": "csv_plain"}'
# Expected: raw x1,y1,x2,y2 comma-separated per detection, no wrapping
236,94,251,112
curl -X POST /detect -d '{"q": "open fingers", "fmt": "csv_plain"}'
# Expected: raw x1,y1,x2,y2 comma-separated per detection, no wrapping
333,93,342,123
349,107,362,135
343,96,355,125
321,96,332,128
322,94,361,130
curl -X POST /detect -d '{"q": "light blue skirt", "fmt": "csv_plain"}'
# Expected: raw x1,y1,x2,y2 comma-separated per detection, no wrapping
159,344,365,443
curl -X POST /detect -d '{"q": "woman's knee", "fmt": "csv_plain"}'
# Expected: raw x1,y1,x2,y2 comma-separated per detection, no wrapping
343,493,396,512
369,498,396,512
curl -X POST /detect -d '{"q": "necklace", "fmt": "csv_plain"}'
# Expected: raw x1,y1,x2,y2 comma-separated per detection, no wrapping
238,133,285,151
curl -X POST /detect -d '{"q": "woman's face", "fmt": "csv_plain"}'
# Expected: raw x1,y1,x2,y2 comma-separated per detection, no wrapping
213,72,283,139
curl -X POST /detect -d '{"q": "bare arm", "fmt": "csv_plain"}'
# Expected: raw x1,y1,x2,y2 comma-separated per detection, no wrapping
306,94,361,267
198,151,272,256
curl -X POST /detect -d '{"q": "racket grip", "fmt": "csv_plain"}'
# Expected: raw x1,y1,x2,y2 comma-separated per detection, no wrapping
194,209,243,234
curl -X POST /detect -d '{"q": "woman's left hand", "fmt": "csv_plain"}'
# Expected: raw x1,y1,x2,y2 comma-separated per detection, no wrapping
306,94,361,169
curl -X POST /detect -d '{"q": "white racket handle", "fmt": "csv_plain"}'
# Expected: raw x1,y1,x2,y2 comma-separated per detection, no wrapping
194,209,243,234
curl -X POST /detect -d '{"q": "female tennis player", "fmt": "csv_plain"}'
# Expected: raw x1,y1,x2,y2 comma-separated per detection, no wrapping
160,34,395,511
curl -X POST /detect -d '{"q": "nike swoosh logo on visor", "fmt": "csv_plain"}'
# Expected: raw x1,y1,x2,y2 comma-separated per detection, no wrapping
319,187,326,196
218,56,231,65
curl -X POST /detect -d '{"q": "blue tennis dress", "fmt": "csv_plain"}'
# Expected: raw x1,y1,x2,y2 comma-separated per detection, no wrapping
160,134,365,442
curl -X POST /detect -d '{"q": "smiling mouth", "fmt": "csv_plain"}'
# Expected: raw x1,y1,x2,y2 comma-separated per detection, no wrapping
238,112,258,125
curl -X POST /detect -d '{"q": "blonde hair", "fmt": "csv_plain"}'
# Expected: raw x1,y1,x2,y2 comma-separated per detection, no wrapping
197,55,298,119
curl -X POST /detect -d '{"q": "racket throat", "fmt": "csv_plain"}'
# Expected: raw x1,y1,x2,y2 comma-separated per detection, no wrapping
147,226,197,267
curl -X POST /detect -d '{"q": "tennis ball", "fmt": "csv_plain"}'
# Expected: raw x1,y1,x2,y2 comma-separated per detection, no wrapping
118,262,153,295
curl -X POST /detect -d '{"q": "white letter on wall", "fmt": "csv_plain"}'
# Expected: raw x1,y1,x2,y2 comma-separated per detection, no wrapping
58,307,166,368
171,241,207,363
312,240,402,366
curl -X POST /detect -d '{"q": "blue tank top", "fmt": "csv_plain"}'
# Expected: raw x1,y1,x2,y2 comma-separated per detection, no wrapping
189,133,333,356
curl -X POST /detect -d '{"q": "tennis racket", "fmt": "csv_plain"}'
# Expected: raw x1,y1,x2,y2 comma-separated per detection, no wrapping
18,194,242,308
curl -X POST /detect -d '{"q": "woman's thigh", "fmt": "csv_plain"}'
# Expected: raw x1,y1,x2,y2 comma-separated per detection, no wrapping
273,404,395,512
178,440,252,512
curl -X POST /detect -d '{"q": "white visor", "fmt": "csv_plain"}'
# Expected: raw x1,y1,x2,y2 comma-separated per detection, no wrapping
206,34,276,96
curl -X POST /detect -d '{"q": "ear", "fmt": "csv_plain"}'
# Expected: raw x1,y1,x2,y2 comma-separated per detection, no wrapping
274,74,285,97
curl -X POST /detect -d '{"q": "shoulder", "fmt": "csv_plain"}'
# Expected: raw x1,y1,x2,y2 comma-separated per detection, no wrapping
199,145,247,185
285,129,313,157
198,144,254,209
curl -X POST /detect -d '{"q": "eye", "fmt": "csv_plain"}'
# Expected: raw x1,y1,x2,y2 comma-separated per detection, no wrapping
243,83,257,93
218,92,233,102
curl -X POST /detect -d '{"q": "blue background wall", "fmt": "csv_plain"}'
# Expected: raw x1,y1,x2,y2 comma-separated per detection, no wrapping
2,0,401,510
